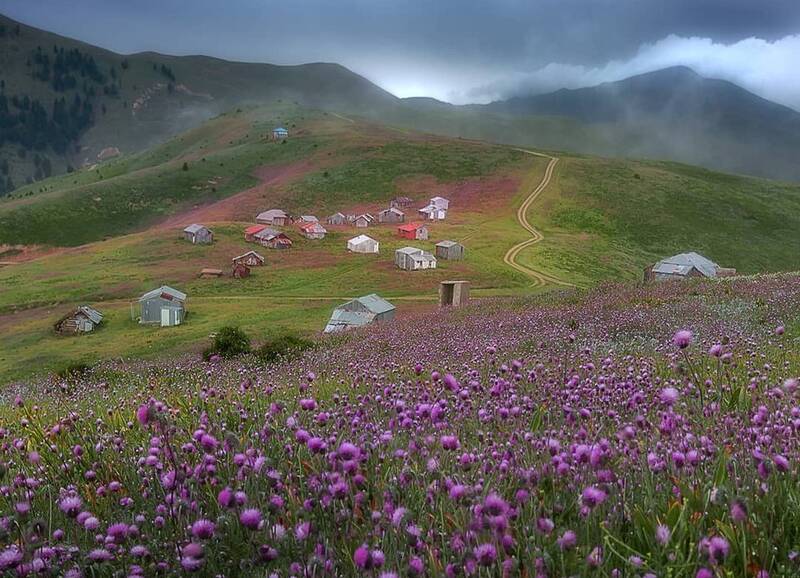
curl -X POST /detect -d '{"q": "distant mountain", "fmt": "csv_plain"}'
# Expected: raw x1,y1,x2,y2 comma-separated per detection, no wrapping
474,67,800,181
0,13,399,194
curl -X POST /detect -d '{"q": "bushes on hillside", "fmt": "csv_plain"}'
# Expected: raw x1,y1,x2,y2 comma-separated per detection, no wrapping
256,333,314,364
203,326,251,360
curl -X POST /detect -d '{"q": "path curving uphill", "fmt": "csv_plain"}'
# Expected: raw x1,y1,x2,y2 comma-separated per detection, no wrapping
503,150,575,288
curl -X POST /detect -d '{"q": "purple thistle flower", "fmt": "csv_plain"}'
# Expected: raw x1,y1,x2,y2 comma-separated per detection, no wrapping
673,329,693,349
581,486,607,509
558,530,577,550
191,519,216,540
239,508,262,530
655,524,670,546
473,543,497,566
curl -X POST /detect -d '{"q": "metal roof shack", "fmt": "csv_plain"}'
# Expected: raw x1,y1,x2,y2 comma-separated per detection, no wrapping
54,305,104,335
397,222,429,240
435,240,465,260
323,294,396,333
646,252,736,282
256,209,290,226
347,234,379,254
135,286,187,327
183,224,214,244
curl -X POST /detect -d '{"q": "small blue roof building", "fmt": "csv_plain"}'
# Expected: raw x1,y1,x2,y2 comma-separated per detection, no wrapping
272,127,289,139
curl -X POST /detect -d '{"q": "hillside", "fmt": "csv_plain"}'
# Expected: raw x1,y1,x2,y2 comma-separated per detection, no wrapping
1,274,799,575
1,103,799,382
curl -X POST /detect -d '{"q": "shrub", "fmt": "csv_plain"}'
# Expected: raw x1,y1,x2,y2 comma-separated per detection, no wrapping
256,333,314,364
204,326,251,360
56,362,92,379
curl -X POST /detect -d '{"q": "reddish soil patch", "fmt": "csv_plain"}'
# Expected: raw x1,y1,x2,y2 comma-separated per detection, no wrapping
395,173,521,214
157,159,324,229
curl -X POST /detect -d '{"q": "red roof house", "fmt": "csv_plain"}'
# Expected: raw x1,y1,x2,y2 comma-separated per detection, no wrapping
245,224,268,242
397,222,429,241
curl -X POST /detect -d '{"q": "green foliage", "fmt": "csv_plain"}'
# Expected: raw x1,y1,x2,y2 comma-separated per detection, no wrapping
204,326,251,360
55,361,92,379
256,333,314,364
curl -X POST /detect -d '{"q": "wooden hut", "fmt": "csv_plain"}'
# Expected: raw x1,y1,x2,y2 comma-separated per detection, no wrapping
256,209,290,226
395,247,437,271
430,196,450,210
323,294,396,333
354,214,374,228
136,286,186,327
298,221,327,239
232,262,251,279
232,250,265,267
54,305,103,335
645,252,735,282
347,234,379,254
435,240,465,260
272,127,289,140
254,227,293,249
397,222,429,240
418,204,447,221
327,212,347,225
378,207,405,223
183,224,214,244
244,224,268,242
439,281,470,307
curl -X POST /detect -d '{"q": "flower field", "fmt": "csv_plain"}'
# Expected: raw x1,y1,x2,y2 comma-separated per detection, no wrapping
1,274,799,577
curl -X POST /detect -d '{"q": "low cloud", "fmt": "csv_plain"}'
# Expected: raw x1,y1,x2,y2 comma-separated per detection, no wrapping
464,34,800,110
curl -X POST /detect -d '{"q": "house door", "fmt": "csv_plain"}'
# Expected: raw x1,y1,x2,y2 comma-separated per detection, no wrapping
160,309,171,327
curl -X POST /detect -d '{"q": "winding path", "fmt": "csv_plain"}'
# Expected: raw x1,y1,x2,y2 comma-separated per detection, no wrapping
502,150,575,288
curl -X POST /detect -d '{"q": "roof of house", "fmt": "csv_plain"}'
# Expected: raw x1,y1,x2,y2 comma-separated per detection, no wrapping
652,252,719,278
348,234,377,244
299,221,327,233
393,196,413,203
354,293,395,314
273,127,288,132
430,196,449,202
329,212,346,218
420,204,446,213
183,223,209,234
324,309,375,333
355,213,374,221
232,250,265,262
409,251,436,263
245,224,268,235
436,240,461,248
254,227,283,240
77,305,103,324
398,222,425,232
380,207,404,215
139,285,187,302
256,209,288,220
396,246,423,256
300,215,318,222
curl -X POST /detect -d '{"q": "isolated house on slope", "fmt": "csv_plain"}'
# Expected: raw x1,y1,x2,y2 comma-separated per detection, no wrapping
435,240,465,261
323,294,396,333
395,247,437,271
645,252,736,282
136,286,187,327
347,234,379,254
378,207,405,223
256,209,290,226
397,222,429,240
54,305,103,335
272,127,289,140
183,224,214,244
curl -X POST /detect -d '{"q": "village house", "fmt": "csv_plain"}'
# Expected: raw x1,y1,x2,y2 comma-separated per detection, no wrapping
297,215,319,224
397,222,429,241
395,247,437,271
645,252,737,282
323,294,396,333
272,127,289,140
298,221,327,240
378,207,405,223
256,209,290,226
254,227,293,249
232,262,251,279
232,250,265,267
354,214,374,228
435,240,465,261
54,305,103,335
136,286,186,327
430,196,450,210
183,224,214,244
327,212,347,225
244,224,268,243
418,204,447,221
390,196,414,210
199,268,223,279
347,234,379,254
440,281,470,307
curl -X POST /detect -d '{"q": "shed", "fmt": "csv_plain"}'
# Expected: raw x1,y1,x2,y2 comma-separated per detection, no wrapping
245,224,268,242
440,281,470,307
435,240,465,261
327,212,347,225
183,224,214,244
232,262,251,279
347,234,379,254
395,247,437,271
272,127,289,140
297,215,319,224
254,227,293,249
646,252,735,282
430,196,450,210
397,222,429,240
378,207,405,223
418,204,447,221
298,221,327,240
136,286,186,327
256,209,290,226
390,196,414,209
54,305,103,335
323,294,396,333
232,250,265,267
354,214,374,228
200,268,223,279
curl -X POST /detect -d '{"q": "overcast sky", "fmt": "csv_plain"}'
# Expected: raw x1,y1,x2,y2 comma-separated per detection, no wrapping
2,0,800,109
